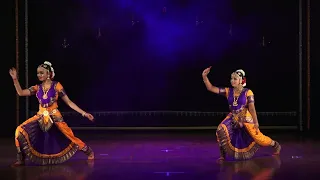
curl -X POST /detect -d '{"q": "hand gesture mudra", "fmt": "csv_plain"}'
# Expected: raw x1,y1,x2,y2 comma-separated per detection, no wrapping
84,113,95,122
9,68,17,80
202,66,212,78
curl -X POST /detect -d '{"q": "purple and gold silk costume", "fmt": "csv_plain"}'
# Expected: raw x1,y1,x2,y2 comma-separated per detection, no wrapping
216,87,273,160
15,81,88,165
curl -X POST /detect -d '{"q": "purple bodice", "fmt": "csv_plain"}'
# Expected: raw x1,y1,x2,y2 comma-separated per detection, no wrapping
36,81,58,107
227,88,248,111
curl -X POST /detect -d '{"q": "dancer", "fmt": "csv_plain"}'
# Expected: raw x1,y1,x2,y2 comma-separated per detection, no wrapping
9,61,95,166
202,67,281,161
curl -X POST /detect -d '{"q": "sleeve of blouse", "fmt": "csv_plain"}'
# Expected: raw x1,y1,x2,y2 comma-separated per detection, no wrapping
246,89,254,104
55,82,67,98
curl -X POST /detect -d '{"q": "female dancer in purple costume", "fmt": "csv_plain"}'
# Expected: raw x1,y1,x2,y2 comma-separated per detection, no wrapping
9,61,95,166
202,66,281,161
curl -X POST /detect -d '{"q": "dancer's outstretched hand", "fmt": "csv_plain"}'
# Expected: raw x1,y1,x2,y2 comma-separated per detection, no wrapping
84,113,94,121
202,66,212,78
9,67,18,80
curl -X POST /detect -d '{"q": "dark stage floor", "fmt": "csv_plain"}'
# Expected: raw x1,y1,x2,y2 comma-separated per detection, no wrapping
0,131,319,180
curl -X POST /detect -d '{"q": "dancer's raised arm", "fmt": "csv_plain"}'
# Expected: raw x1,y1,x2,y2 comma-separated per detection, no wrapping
202,66,220,94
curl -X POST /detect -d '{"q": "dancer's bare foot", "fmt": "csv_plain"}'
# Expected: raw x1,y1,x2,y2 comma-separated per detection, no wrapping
216,157,225,164
82,146,94,160
273,141,281,155
11,153,25,167
11,160,25,167
88,152,94,160
273,148,281,155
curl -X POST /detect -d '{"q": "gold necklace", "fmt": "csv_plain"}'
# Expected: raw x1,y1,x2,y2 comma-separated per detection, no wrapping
233,88,242,106
42,83,51,99
233,95,239,106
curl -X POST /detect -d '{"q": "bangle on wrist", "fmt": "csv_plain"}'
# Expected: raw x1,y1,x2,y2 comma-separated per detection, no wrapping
82,112,87,117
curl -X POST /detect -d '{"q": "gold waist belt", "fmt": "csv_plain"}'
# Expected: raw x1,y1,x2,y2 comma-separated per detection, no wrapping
38,109,57,124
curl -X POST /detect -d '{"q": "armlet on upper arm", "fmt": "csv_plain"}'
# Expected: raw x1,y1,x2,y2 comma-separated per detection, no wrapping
218,87,229,97
28,85,38,95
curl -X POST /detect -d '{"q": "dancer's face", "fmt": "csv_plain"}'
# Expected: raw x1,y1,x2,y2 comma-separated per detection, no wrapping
230,73,241,87
37,67,49,81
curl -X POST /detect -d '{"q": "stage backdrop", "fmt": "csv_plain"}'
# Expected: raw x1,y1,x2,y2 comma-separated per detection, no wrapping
18,0,299,127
